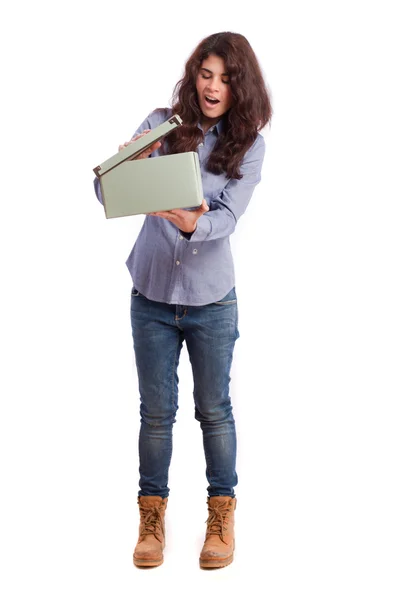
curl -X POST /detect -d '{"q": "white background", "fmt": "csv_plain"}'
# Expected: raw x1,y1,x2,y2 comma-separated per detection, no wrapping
1,0,409,598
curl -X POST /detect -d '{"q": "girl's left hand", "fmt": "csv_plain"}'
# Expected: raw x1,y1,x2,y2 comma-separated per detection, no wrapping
148,198,209,233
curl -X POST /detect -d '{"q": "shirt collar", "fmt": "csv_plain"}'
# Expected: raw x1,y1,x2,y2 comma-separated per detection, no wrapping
197,119,223,136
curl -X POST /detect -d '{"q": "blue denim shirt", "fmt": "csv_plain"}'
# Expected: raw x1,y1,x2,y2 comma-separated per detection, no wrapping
94,107,266,305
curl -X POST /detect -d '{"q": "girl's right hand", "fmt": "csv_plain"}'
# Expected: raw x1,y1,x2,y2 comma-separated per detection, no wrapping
118,129,162,159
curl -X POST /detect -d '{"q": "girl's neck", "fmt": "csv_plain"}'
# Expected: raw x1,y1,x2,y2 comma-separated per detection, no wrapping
200,116,220,134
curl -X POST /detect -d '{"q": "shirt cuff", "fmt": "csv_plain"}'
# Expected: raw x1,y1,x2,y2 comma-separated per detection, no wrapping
180,215,212,242
179,229,193,240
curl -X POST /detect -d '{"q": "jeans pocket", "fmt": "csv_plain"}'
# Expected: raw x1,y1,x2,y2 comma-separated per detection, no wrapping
213,287,237,305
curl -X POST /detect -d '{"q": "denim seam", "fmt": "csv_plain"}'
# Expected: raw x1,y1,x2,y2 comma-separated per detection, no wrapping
171,335,180,413
204,441,213,482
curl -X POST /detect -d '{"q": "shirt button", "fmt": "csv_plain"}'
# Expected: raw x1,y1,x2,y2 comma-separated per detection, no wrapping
198,142,204,147
179,234,184,240
176,260,180,266
193,249,198,254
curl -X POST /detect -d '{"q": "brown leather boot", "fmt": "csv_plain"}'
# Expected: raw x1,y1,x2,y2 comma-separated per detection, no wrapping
199,496,236,569
133,496,168,568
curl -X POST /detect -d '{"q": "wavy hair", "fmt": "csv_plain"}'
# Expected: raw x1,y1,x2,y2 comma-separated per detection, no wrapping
156,32,272,180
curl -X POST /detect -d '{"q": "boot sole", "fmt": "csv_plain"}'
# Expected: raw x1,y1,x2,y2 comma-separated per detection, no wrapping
199,553,234,569
133,556,163,568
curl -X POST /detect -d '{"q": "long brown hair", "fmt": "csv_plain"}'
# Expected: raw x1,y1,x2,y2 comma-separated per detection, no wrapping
157,32,272,180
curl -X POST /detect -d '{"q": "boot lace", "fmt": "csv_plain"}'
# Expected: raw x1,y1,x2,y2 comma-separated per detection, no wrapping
205,501,231,544
139,505,164,543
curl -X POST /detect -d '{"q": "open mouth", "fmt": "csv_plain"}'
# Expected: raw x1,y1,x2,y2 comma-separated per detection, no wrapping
204,95,220,106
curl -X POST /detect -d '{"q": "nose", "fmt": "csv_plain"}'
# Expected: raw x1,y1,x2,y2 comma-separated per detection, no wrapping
205,77,220,93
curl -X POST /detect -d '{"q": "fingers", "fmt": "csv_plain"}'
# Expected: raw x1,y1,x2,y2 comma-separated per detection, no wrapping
150,211,171,219
192,199,209,214
118,129,151,152
132,129,151,141
118,140,161,156
135,140,162,160
201,198,210,212
143,140,162,154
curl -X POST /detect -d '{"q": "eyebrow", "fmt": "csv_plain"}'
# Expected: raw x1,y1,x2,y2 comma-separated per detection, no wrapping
200,67,230,77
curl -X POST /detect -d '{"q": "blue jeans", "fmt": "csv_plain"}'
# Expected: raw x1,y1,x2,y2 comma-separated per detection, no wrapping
130,286,240,498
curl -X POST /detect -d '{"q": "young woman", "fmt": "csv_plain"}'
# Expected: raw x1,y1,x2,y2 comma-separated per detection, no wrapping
94,31,272,569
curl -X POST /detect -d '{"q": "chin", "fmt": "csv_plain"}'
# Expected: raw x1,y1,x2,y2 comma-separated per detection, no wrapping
203,107,223,118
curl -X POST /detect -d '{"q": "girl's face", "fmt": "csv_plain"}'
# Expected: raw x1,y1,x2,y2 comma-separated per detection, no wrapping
196,54,233,127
